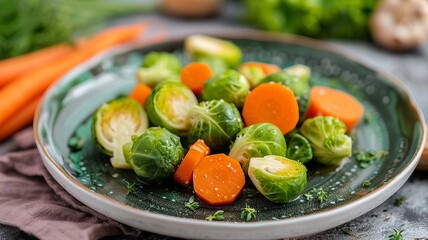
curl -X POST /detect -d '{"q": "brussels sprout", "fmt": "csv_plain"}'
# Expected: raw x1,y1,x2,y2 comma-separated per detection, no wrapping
284,64,311,83
92,98,148,169
202,70,250,108
123,127,184,182
229,123,287,173
285,132,313,164
300,116,352,166
147,81,198,136
188,99,243,150
248,155,307,203
185,35,242,68
239,64,266,89
196,56,228,75
136,52,182,87
258,72,310,118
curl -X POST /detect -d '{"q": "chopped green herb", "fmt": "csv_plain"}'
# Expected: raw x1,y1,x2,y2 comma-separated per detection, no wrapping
394,197,407,207
362,180,371,188
388,229,404,240
184,196,200,211
355,150,388,168
304,193,314,201
342,229,361,238
126,182,135,195
312,188,327,203
240,204,256,221
205,210,225,221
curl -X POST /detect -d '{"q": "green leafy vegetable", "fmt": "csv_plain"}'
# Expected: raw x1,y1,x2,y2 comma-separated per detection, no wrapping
300,116,352,166
243,0,378,39
388,229,404,240
188,99,243,151
239,65,268,88
184,196,200,211
248,155,307,203
285,132,313,164
240,203,257,221
92,97,148,169
202,70,250,108
136,52,182,87
205,210,225,221
355,150,388,168
229,123,287,173
124,127,184,182
394,197,407,207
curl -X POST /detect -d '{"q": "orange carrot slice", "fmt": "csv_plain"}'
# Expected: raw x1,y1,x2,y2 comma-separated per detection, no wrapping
240,62,281,75
242,83,299,135
174,140,210,187
129,82,152,107
193,154,245,205
180,62,213,94
0,44,74,89
306,86,364,131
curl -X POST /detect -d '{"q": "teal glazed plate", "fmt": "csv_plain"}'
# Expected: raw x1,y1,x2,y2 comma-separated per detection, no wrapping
35,29,426,239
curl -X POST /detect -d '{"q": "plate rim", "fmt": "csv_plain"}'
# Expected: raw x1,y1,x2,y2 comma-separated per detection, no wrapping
34,28,427,239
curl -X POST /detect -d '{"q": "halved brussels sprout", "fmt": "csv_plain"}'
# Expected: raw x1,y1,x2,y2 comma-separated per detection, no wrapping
123,127,184,182
185,35,242,68
284,64,311,83
285,132,313,164
248,155,307,203
300,116,352,165
188,99,243,151
147,81,198,136
229,123,287,173
258,72,310,118
92,97,148,169
239,64,266,88
196,56,228,75
136,52,182,87
202,69,250,108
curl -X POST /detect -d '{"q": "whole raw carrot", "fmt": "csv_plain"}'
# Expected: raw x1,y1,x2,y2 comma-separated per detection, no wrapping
129,82,152,106
0,96,41,141
174,139,210,187
306,86,364,131
0,23,147,128
180,62,213,94
242,83,299,135
0,44,74,88
193,154,245,205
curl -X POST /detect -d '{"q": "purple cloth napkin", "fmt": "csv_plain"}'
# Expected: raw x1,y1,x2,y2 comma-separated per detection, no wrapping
0,128,141,240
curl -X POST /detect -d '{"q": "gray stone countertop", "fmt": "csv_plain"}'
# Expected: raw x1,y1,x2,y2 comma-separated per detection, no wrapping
1,3,427,240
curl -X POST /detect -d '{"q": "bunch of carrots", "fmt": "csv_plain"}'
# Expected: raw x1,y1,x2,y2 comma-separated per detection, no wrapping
0,23,149,141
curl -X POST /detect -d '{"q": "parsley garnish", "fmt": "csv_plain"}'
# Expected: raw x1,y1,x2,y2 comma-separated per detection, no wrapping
240,203,256,221
312,187,327,203
388,229,404,240
362,180,371,188
184,196,200,211
205,210,225,221
355,150,388,168
394,197,407,207
304,193,314,201
126,182,135,195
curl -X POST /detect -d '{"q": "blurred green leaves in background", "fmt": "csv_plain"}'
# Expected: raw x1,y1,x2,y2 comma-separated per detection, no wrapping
0,0,155,59
243,0,379,39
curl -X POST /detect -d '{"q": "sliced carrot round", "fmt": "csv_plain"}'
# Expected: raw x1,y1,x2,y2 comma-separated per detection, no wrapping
306,86,364,130
129,82,152,107
180,62,213,94
174,139,210,187
193,154,245,205
242,83,299,135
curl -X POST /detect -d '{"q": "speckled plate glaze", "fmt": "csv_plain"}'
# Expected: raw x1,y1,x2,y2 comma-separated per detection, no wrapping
35,29,426,239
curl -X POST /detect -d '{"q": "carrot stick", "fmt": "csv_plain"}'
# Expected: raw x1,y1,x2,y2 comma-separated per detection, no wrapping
306,86,364,131
240,62,281,75
180,62,213,94
242,83,299,135
0,44,74,88
129,82,152,107
0,23,147,128
0,96,41,141
174,139,210,187
193,154,245,205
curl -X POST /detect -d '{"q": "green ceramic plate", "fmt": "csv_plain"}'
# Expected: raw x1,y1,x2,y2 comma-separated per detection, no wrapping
35,29,426,239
